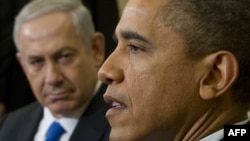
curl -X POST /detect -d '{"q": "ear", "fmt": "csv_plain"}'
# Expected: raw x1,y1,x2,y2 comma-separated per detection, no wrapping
16,52,28,74
91,32,105,67
199,51,238,100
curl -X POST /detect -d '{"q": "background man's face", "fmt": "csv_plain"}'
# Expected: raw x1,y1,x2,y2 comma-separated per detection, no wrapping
18,12,98,118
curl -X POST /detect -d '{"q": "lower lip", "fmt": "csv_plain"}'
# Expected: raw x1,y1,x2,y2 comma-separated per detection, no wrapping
105,106,126,117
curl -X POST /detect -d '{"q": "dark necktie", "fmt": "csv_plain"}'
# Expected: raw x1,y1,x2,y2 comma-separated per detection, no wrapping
45,121,66,141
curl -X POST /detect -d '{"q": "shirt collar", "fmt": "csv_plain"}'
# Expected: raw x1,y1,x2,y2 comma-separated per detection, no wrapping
43,80,102,133
200,118,250,141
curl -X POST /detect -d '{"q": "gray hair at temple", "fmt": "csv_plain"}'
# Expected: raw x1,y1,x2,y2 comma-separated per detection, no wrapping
162,0,250,109
13,0,95,52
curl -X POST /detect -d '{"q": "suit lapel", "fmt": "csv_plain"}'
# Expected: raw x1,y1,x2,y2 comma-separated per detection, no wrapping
70,84,110,141
69,111,110,141
17,103,43,141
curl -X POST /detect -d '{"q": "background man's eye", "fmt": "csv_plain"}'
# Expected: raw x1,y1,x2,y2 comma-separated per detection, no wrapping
62,54,71,58
29,59,43,65
58,53,74,64
60,53,73,59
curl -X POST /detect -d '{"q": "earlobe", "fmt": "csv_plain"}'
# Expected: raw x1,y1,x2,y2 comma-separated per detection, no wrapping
92,32,105,67
199,51,239,100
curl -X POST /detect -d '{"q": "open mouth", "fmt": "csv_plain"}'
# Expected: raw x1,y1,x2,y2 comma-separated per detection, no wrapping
111,101,126,108
104,95,126,109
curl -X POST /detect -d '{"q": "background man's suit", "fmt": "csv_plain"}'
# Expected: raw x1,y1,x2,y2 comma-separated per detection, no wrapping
0,84,110,141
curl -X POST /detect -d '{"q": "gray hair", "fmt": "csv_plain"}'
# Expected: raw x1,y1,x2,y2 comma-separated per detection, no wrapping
13,0,95,52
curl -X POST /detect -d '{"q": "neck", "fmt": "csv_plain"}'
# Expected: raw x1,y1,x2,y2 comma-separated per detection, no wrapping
178,100,248,141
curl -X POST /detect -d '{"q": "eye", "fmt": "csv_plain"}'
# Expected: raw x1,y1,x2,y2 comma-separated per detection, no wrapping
58,53,73,64
61,53,72,58
28,57,44,70
29,58,43,65
128,43,144,53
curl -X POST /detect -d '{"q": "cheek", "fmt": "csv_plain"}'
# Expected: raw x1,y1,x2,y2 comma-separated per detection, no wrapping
125,57,191,116
67,61,97,96
65,59,89,85
125,70,171,133
125,64,166,112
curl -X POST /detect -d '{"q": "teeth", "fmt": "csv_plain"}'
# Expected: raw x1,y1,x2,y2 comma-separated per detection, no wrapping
112,101,122,108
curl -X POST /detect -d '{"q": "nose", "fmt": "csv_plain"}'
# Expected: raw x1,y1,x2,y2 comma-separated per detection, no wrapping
98,49,124,85
44,62,63,86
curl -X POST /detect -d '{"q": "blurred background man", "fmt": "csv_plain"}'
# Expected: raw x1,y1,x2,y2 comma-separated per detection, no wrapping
0,0,121,118
0,0,110,140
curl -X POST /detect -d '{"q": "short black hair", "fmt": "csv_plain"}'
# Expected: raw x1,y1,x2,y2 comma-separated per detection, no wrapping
162,0,250,109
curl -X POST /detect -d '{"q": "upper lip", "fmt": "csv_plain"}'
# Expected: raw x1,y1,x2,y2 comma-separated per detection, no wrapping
103,94,126,108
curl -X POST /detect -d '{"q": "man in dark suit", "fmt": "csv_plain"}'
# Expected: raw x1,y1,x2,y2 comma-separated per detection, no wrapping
0,0,110,140
0,0,119,117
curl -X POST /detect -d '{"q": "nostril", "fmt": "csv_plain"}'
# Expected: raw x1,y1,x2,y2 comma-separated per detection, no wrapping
98,68,124,85
98,69,114,84
106,78,113,84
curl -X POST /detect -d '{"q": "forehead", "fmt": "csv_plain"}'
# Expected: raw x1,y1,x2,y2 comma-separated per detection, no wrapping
123,0,166,23
20,12,75,41
116,0,173,43
118,0,172,33
19,12,84,56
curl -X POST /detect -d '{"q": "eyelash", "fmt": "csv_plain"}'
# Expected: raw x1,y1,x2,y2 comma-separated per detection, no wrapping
128,43,144,52
30,59,43,65
61,53,71,58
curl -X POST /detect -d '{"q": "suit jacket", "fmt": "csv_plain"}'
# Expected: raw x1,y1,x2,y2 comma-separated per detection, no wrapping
0,84,110,141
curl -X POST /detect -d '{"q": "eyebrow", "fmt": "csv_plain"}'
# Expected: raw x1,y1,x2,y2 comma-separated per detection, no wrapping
115,30,152,45
27,46,76,60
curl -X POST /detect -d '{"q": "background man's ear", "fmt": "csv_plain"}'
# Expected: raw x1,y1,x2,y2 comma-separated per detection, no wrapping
199,51,239,100
16,52,27,74
92,32,105,67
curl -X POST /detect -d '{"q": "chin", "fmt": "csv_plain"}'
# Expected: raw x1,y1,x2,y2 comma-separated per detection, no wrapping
110,125,165,141
109,128,143,141
49,103,75,115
